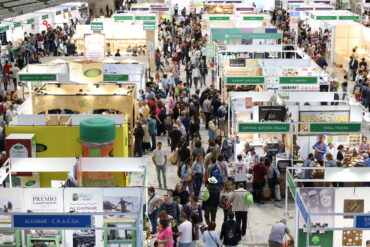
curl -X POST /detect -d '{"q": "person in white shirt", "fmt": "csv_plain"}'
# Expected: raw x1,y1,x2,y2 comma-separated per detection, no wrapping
234,154,248,189
246,147,259,168
152,142,167,188
326,142,335,157
177,214,193,247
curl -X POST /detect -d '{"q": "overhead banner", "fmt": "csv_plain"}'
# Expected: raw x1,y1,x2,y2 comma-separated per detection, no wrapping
229,58,246,67
91,22,103,31
211,28,282,41
238,123,290,133
279,77,318,84
310,123,361,133
259,106,287,122
226,77,265,85
84,33,105,61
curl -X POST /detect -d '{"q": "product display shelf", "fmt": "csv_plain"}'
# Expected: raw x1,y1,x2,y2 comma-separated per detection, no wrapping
103,219,136,247
26,232,62,247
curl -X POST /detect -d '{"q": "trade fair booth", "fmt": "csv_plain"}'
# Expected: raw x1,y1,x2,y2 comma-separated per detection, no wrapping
0,157,147,247
286,167,370,247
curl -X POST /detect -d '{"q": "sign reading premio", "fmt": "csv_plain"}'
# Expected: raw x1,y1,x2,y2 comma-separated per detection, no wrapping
227,77,264,85
310,123,361,133
91,22,103,31
279,77,317,84
19,74,57,81
238,123,290,133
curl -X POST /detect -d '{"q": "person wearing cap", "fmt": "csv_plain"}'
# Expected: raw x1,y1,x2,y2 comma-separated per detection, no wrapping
203,176,221,225
268,219,294,247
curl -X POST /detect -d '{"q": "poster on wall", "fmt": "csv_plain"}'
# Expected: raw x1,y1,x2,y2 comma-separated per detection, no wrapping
0,188,23,221
299,188,335,228
24,188,64,212
343,199,364,219
103,188,141,213
259,106,286,122
84,33,105,61
342,230,363,246
64,188,104,247
299,111,350,132
245,97,252,109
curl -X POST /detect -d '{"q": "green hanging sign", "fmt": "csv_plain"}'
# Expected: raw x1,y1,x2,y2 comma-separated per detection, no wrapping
91,22,103,31
211,28,282,41
14,22,21,28
135,16,156,20
243,16,264,20
42,15,48,20
143,21,156,30
19,74,57,81
226,77,265,85
286,172,296,199
27,18,35,24
238,123,291,133
279,77,318,84
339,15,359,20
209,16,230,20
310,123,361,133
316,16,337,20
114,16,134,21
103,74,129,82
0,26,9,32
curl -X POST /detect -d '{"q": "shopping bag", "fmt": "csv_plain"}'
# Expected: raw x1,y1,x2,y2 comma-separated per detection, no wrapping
245,192,254,205
169,150,179,165
203,188,210,201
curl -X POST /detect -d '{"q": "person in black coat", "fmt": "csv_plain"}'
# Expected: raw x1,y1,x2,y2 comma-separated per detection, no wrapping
204,177,221,225
349,56,359,81
134,122,144,157
220,211,241,246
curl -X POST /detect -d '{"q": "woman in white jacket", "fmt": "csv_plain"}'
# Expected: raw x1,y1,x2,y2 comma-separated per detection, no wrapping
192,64,200,89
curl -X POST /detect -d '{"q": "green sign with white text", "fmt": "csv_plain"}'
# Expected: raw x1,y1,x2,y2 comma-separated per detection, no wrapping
103,74,129,82
238,123,290,133
42,15,48,20
114,16,134,21
91,22,103,31
316,16,337,20
226,77,264,85
279,77,317,84
243,16,264,20
310,123,361,133
209,16,230,20
14,22,21,28
0,26,9,32
19,74,57,81
135,16,156,20
339,16,359,20
27,18,35,24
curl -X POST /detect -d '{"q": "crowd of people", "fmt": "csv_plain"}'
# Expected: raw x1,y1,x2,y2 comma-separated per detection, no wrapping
136,7,294,247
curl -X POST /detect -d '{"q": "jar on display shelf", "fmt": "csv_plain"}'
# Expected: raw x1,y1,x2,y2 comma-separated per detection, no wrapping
80,117,116,187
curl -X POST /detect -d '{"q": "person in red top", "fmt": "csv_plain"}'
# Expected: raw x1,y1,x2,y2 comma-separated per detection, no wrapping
253,157,268,204
3,61,12,75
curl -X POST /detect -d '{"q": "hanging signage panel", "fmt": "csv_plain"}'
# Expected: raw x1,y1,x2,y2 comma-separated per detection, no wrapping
103,74,129,82
91,22,103,31
135,16,156,20
243,16,264,20
238,123,290,133
339,16,359,20
12,214,92,229
19,74,57,81
229,58,246,67
211,28,282,41
279,77,317,84
316,16,337,20
226,77,264,85
310,123,361,133
209,16,230,20
355,216,370,229
114,16,134,21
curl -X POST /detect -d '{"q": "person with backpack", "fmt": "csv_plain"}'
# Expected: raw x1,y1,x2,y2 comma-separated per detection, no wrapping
203,177,221,225
207,157,223,185
180,157,193,195
183,196,203,222
217,103,227,136
230,183,249,237
220,211,241,247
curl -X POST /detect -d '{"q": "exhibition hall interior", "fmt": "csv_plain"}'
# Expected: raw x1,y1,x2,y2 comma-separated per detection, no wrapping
1,0,370,246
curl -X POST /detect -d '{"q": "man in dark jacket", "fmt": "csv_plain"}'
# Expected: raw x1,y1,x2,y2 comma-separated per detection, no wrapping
204,176,221,225
349,56,359,81
220,211,241,247
199,60,208,87
159,194,180,224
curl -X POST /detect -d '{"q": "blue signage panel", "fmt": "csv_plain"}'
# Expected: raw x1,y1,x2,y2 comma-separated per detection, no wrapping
355,216,370,228
13,214,92,229
297,193,310,224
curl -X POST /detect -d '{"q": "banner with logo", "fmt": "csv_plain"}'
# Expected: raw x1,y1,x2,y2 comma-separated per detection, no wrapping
64,188,103,247
24,188,64,212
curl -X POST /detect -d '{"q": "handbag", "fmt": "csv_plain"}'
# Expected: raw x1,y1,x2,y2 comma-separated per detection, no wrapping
208,231,220,247
245,192,254,205
169,150,179,165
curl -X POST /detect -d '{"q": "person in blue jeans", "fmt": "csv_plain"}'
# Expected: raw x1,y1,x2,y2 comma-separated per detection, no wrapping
192,155,204,197
148,115,157,151
147,187,161,234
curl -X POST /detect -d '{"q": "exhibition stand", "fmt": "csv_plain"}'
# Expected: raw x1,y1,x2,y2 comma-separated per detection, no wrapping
0,157,147,247
286,167,370,247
